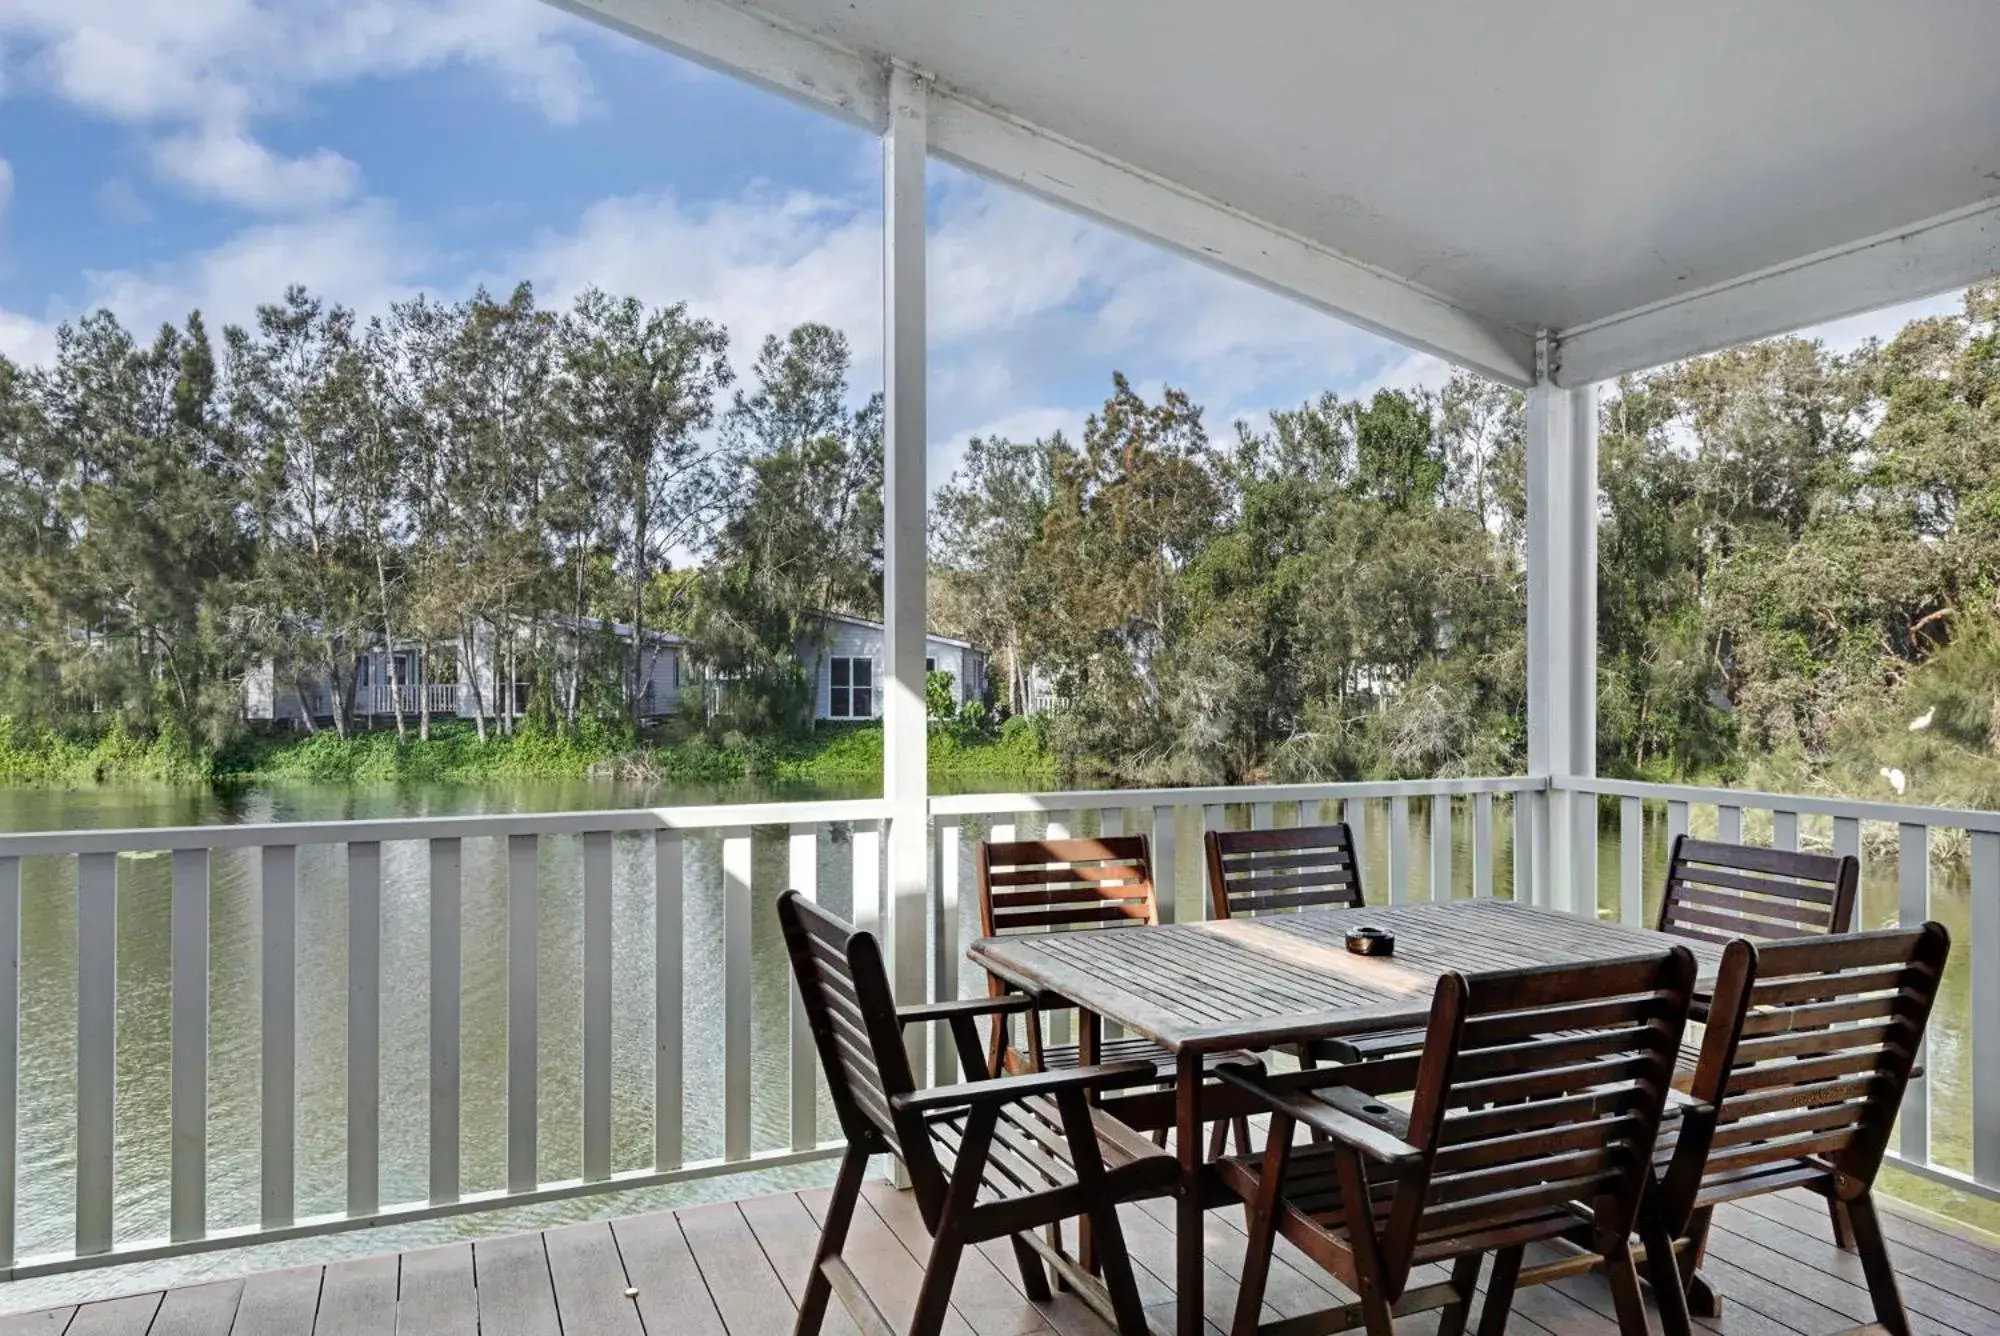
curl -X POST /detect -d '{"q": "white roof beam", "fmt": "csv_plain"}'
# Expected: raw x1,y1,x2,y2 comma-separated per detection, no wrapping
1553,197,2000,386
551,0,889,129
552,0,1542,387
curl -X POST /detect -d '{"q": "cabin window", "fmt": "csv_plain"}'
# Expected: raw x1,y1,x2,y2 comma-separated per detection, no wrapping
830,657,873,718
925,657,936,674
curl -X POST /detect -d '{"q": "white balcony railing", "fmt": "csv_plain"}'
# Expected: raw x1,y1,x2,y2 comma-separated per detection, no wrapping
0,772,1991,1282
353,684,461,717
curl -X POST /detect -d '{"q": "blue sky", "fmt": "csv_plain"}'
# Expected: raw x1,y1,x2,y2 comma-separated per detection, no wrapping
0,0,1962,483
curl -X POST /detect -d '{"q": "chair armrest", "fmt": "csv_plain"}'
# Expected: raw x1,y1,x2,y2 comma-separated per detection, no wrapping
1661,1088,1713,1122
892,1058,1163,1114
1216,1065,1424,1167
896,994,1035,1026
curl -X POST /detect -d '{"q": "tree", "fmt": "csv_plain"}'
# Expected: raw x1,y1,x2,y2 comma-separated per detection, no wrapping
698,324,880,729
563,288,731,729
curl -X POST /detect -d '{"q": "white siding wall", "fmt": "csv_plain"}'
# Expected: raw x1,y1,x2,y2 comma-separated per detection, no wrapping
805,621,982,721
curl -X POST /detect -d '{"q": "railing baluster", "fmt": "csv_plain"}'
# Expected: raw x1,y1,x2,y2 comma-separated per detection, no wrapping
1619,798,1644,927
1666,799,1689,846
505,834,536,1195
428,838,460,1205
1347,800,1369,899
1717,804,1742,844
654,830,684,1173
1898,822,1930,1166
929,820,959,1087
582,832,614,1182
1199,807,1224,922
348,841,382,1217
1472,793,1494,899
1833,817,1862,930
722,828,753,1162
1251,802,1275,831
0,854,17,1269
76,851,116,1255
1771,810,1798,853
1388,797,1410,904
853,821,882,937
1045,811,1072,841
1099,807,1124,838
1153,806,1181,926
1430,796,1452,902
1973,830,2000,1190
794,823,823,1140
170,848,209,1242
1510,793,1531,904
261,846,296,1229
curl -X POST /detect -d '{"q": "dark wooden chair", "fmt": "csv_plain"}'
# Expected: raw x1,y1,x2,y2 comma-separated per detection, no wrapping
1657,834,1860,963
1657,924,1948,1327
1204,822,1364,919
778,889,1179,1336
1658,834,1867,1247
1204,822,1417,1068
976,836,1255,1152
1217,947,1697,1336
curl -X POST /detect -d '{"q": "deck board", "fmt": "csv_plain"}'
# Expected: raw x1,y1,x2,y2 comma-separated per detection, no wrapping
0,1184,1992,1335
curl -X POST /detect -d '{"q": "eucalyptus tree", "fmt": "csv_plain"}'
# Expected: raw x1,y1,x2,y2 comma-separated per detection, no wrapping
562,287,732,728
930,432,1055,713
232,287,375,736
699,324,880,729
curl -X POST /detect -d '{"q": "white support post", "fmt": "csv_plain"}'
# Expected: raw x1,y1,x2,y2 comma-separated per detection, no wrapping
882,63,931,1090
1526,342,1599,917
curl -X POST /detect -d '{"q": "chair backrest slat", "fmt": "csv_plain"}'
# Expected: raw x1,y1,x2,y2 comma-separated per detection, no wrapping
1658,835,1858,945
778,890,942,1192
1380,949,1694,1279
1661,925,1948,1225
1205,822,1363,920
977,837,1157,936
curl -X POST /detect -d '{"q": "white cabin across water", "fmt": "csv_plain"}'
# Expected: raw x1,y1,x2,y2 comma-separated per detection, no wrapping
802,612,988,723
244,617,684,725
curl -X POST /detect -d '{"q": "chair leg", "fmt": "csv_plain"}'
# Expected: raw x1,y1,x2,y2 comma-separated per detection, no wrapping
1233,1115,1253,1157
1829,1196,1859,1251
796,1144,869,1336
1009,1234,1052,1303
1604,1241,1655,1336
1434,1253,1484,1336
1088,1201,1152,1336
910,1232,967,1336
1639,1211,1692,1336
1677,1206,1720,1319
1475,1244,1524,1336
1232,1112,1296,1336
1844,1191,1913,1336
1207,1116,1229,1161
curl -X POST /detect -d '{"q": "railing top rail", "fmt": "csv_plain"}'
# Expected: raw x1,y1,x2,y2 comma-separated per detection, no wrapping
1556,775,2000,833
0,798,893,857
926,774,1545,817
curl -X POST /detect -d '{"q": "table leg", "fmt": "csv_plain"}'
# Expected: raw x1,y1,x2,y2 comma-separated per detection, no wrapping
1176,1049,1203,1336
1079,1010,1101,1275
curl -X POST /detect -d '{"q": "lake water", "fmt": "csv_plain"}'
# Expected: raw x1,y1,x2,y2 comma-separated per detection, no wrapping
0,779,1984,1310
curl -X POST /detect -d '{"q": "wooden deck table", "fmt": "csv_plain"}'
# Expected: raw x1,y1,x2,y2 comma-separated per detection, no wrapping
967,898,1727,1336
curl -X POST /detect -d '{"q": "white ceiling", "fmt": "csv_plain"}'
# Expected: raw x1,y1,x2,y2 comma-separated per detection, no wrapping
564,0,2000,382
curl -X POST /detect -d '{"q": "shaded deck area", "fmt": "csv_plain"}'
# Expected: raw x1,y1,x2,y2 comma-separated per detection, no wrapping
3,1183,1996,1336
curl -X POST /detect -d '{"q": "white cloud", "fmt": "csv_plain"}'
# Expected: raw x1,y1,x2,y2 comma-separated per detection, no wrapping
95,176,153,225
153,124,359,213
78,200,426,337
0,308,57,365
1,0,596,213
516,187,883,385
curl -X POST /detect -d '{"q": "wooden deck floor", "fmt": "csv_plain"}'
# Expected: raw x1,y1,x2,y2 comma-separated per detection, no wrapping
2,1184,1996,1335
